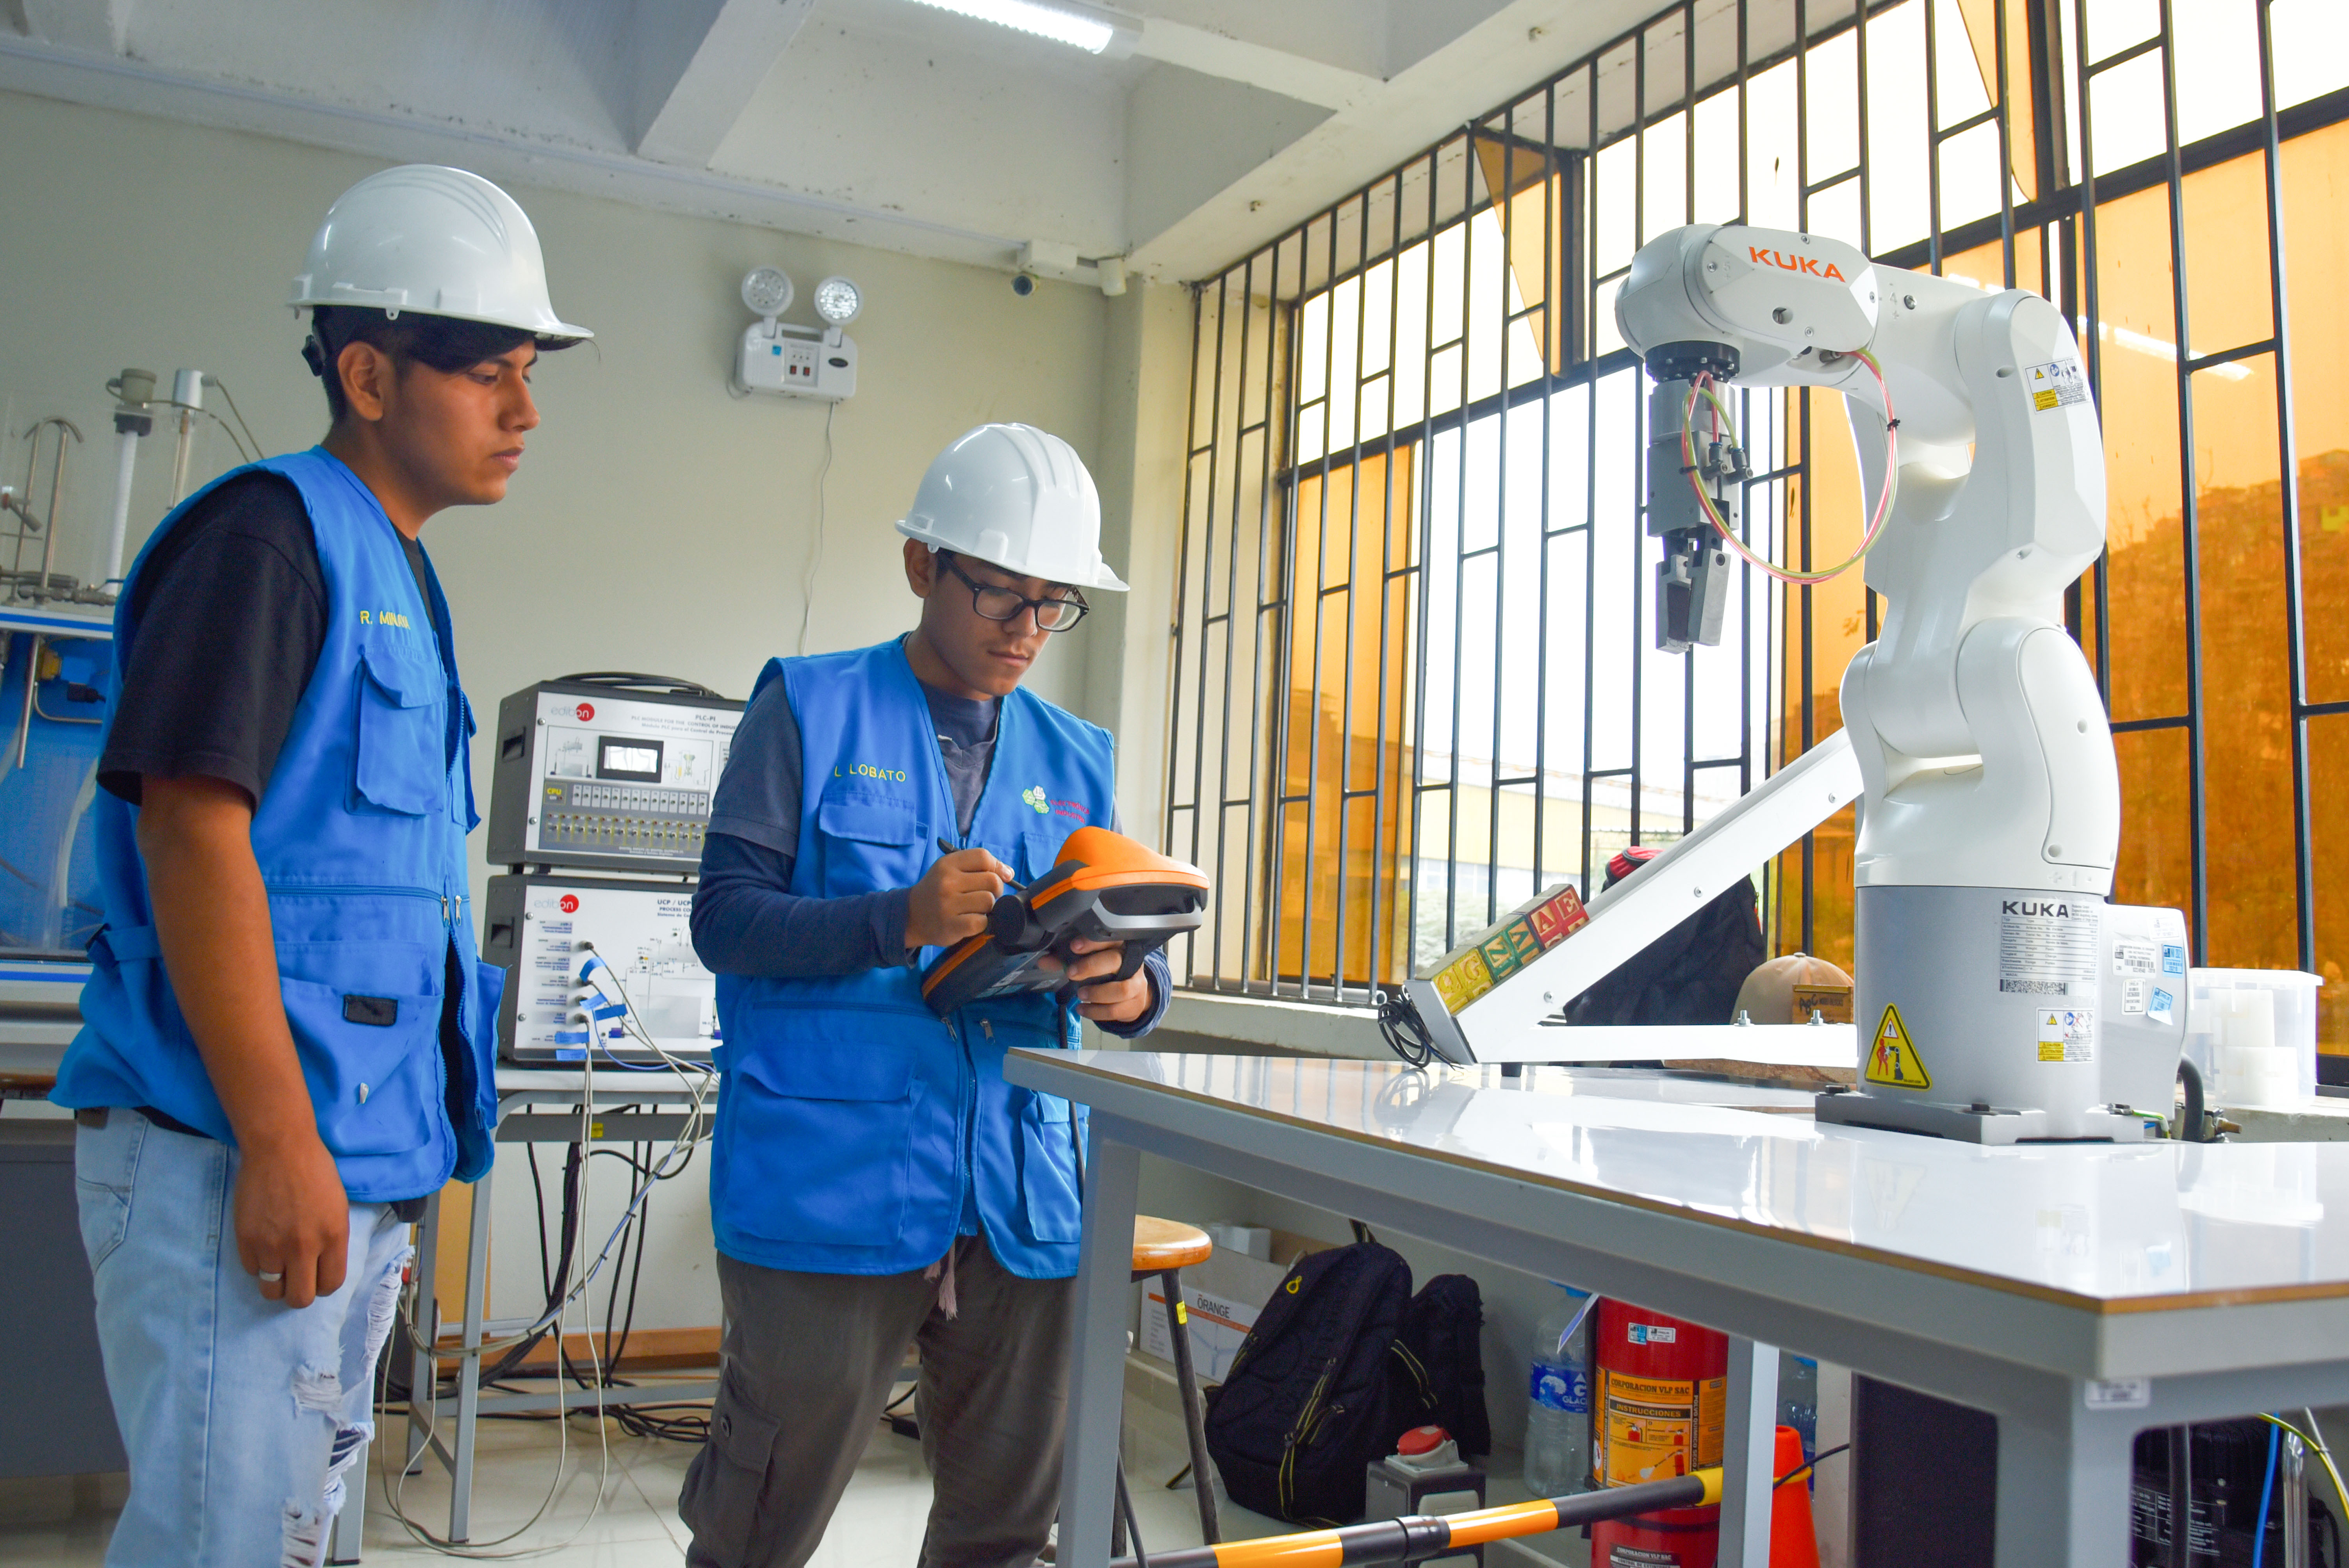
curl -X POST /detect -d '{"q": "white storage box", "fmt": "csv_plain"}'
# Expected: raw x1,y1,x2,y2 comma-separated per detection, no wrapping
2185,968,2324,1110
1137,1228,1335,1383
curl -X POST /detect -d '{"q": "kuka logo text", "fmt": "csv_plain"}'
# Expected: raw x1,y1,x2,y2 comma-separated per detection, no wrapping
2002,900,2083,918
1749,245,1847,282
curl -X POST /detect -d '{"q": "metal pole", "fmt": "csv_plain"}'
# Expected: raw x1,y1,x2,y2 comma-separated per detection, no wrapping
2281,1429,2307,1568
166,369,204,506
36,420,73,600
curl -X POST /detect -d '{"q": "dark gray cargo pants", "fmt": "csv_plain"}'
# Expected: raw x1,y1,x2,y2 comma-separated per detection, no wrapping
679,1234,1078,1568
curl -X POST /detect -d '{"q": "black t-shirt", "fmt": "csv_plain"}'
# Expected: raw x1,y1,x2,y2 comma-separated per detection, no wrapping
100,470,436,805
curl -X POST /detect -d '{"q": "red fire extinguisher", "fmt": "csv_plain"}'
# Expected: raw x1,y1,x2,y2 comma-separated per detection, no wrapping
1588,1299,1729,1568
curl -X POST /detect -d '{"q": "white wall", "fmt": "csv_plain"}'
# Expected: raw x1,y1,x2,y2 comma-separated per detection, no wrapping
0,85,1141,1334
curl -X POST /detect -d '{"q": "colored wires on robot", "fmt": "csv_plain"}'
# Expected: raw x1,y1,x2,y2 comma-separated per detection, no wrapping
1681,348,1900,586
2261,1411,2349,1527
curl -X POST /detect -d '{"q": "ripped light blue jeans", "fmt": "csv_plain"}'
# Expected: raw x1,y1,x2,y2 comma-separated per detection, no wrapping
75,1108,413,1568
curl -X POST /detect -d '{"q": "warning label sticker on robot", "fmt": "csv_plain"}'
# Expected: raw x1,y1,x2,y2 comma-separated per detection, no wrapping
2037,1008,2096,1063
2026,358,2087,412
1999,898,2101,995
1866,1005,1932,1089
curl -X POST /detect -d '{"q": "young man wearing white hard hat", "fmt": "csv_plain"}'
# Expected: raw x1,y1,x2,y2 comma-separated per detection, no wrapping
52,165,587,1566
682,423,1167,1568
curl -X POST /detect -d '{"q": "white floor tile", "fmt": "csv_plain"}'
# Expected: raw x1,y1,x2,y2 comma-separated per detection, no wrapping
0,1401,1588,1567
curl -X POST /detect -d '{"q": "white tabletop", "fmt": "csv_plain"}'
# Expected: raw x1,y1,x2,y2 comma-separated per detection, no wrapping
493,1064,713,1099
1022,1051,2349,1316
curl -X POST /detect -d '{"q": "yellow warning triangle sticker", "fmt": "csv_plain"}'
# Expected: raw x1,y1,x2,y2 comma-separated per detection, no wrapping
1865,1004,1932,1089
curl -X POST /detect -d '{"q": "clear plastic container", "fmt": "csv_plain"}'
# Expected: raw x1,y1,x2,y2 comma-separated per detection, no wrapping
1525,1284,1594,1497
1777,1353,1819,1471
2185,968,2324,1110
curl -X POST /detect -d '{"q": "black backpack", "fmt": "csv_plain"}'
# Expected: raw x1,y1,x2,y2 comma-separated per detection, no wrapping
1204,1242,1490,1525
1399,1272,1490,1458
1564,845,1765,1027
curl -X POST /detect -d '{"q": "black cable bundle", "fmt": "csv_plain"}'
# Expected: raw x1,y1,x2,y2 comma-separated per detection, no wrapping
386,1123,711,1443
1376,987,1441,1068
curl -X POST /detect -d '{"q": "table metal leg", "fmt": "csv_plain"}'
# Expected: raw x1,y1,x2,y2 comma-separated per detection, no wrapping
1060,1130,1140,1568
327,1436,367,1563
450,1164,497,1544
1719,1337,1780,1568
1993,1387,2135,1567
407,1192,440,1477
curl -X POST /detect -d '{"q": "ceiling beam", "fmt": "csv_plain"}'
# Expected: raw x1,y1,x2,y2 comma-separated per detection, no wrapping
633,0,819,169
0,33,1023,269
1129,17,1381,113
1127,0,1665,280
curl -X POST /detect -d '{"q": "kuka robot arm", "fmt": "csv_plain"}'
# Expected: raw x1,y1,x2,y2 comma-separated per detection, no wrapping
1616,222,2118,896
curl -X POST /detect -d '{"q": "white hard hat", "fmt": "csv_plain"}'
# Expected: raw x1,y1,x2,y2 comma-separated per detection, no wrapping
896,424,1127,592
291,165,592,340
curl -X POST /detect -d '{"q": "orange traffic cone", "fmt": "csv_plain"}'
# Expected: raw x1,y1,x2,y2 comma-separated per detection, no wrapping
1770,1424,1821,1567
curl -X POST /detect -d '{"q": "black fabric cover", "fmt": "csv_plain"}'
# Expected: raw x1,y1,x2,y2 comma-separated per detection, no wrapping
1205,1244,1495,1524
1562,845,1766,1026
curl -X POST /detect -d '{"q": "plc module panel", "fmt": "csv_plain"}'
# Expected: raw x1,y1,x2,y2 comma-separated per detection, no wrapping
487,680,744,875
483,875,717,1064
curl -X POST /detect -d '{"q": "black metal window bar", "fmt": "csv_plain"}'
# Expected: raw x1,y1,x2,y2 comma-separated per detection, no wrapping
1162,0,2349,1018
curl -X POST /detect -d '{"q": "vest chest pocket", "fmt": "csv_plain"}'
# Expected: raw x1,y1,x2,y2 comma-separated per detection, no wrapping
814,792,923,900
1017,829,1071,883
355,640,446,816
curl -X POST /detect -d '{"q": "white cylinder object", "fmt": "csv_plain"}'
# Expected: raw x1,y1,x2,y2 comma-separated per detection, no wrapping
2220,987,2277,1051
105,427,138,585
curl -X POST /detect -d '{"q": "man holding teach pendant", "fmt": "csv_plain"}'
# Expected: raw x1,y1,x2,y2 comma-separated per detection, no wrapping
683,423,1168,1568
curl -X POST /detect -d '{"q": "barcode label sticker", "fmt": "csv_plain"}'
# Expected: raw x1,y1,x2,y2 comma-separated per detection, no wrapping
2085,1378,2151,1411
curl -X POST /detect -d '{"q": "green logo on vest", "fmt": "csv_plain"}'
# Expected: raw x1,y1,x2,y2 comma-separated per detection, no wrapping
1021,786,1050,814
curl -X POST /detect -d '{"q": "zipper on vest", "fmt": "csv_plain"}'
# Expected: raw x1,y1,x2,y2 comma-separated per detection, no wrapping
264,882,442,903
948,1013,980,1237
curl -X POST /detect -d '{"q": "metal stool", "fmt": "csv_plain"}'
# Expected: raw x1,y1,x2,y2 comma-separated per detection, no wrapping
1122,1215,1221,1547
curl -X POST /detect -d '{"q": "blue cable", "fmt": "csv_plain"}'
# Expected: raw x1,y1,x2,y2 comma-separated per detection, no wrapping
2253,1418,2281,1568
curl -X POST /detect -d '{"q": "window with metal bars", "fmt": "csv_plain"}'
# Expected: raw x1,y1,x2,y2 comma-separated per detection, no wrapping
1161,0,2349,1042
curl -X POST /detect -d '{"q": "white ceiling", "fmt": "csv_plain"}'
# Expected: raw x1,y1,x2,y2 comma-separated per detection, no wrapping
0,0,1666,285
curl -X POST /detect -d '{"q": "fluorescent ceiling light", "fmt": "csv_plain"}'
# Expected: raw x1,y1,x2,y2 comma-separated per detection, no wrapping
903,0,1135,55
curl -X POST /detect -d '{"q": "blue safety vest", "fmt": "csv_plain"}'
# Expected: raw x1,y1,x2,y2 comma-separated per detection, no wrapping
53,448,502,1203
709,639,1116,1279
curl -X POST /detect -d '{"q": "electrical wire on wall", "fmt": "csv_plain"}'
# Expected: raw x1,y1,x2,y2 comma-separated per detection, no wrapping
797,399,837,656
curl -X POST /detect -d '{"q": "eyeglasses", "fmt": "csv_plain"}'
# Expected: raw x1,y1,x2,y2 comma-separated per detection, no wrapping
937,553,1089,632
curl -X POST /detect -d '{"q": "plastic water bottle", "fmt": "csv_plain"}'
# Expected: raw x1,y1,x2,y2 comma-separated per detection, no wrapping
1778,1353,1820,1469
1524,1284,1594,1496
